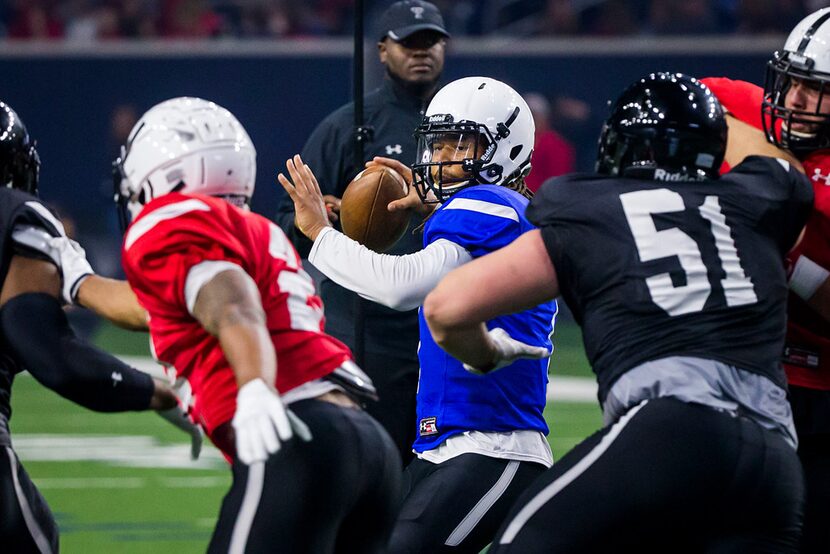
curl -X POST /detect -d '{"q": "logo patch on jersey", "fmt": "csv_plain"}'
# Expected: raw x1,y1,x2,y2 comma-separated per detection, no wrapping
385,144,403,155
784,345,820,369
419,417,438,436
811,168,830,186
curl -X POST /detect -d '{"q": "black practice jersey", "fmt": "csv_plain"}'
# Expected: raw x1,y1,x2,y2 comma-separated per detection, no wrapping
0,188,65,419
528,156,813,401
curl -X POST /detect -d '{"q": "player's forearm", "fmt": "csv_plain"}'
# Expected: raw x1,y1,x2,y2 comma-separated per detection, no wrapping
76,275,148,330
0,292,161,411
789,255,830,321
217,313,276,388
309,227,471,310
426,315,498,369
724,114,804,173
807,277,830,322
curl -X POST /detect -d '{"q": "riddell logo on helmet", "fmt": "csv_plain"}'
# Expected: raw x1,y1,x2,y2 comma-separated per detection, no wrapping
653,169,697,181
428,114,453,123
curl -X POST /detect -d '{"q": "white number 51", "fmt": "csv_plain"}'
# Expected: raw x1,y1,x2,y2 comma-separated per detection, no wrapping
620,189,757,316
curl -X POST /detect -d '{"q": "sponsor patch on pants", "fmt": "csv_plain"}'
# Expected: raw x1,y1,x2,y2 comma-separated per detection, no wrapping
419,417,438,436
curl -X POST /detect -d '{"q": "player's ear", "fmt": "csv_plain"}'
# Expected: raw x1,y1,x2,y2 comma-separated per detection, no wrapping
378,40,388,64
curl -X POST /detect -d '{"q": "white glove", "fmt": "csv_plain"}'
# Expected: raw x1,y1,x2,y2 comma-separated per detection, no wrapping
158,404,203,460
47,235,94,305
232,378,311,465
463,327,552,375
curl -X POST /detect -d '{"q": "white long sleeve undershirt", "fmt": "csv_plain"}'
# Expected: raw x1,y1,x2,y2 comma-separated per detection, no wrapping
307,226,472,311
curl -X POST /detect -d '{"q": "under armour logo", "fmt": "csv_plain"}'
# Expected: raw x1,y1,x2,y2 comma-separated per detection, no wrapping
411,6,425,19
385,144,403,155
111,371,123,386
812,168,830,186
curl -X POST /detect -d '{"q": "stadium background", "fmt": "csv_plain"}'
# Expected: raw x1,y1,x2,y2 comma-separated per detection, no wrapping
2,0,821,551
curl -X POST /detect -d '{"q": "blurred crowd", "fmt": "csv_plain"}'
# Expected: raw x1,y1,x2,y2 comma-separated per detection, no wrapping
2,0,828,40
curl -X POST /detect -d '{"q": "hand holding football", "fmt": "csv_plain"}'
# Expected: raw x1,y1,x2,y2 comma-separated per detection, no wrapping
340,166,411,252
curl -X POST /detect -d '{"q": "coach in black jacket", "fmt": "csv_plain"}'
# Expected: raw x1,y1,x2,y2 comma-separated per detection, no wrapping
274,0,449,464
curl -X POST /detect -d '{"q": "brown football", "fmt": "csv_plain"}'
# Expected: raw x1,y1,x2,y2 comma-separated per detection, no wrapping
340,166,411,252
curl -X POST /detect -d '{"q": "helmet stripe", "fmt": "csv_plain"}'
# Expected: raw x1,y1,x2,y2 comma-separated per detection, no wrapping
797,11,830,54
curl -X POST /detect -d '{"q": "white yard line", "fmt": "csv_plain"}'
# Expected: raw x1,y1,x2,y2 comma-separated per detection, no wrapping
33,476,228,489
11,435,226,470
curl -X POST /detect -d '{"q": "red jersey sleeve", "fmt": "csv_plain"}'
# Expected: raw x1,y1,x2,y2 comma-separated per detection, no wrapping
701,77,765,130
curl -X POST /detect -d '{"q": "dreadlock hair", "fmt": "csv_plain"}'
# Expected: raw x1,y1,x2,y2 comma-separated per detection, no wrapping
503,175,533,200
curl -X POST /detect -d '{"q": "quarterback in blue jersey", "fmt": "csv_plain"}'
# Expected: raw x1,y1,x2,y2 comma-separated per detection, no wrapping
279,77,557,554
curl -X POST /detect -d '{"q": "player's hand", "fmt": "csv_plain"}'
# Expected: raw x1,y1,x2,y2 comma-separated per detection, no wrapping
463,327,551,375
50,235,94,305
157,399,204,460
368,156,438,217
277,154,332,241
232,378,310,465
149,379,178,410
322,194,341,224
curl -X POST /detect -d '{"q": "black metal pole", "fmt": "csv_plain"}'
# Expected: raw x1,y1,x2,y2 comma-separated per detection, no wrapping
353,0,367,368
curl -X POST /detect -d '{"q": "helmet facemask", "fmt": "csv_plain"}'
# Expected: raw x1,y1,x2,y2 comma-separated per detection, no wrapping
763,50,830,152
412,118,496,203
412,107,529,203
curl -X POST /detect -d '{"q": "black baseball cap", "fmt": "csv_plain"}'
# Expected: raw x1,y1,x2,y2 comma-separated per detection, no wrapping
378,1,450,42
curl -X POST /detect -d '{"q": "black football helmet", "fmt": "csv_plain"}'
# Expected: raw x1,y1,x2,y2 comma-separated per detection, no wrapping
597,72,727,181
0,101,40,195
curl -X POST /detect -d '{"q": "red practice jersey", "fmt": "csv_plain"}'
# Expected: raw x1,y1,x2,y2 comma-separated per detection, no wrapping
704,77,830,389
122,193,353,440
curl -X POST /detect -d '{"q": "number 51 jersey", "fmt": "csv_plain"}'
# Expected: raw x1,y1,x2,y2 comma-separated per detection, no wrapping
122,193,352,436
528,156,813,403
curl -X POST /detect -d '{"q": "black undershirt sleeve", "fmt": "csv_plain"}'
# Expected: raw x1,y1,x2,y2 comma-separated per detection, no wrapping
0,293,154,412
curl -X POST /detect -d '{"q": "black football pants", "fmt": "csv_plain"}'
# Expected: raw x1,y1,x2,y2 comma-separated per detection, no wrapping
489,397,804,553
208,398,402,554
389,453,546,554
0,444,59,554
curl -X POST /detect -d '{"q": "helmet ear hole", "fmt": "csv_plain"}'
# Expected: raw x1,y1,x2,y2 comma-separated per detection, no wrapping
509,145,523,161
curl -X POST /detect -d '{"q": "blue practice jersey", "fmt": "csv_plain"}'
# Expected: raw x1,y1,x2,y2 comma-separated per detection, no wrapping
415,185,557,453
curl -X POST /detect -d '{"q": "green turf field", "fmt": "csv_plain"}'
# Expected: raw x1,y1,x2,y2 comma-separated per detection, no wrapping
9,320,601,553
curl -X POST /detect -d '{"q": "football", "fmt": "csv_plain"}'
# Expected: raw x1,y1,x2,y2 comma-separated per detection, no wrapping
340,166,411,252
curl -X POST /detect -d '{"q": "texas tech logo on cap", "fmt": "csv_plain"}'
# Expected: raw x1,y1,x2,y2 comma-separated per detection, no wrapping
419,417,438,436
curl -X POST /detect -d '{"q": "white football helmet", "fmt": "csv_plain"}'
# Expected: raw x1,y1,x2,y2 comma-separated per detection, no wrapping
763,7,830,151
412,77,534,203
113,97,256,227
